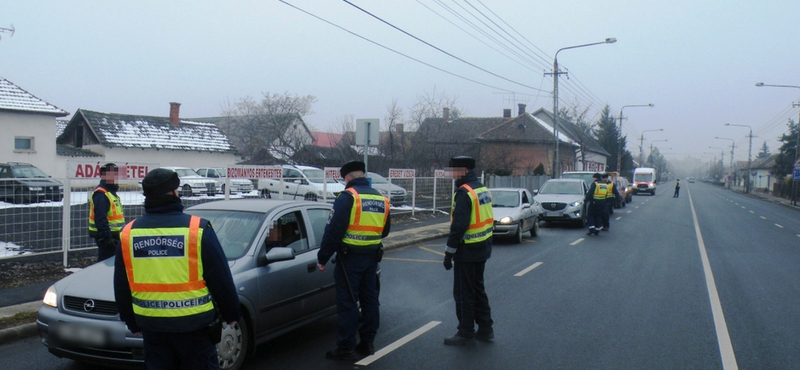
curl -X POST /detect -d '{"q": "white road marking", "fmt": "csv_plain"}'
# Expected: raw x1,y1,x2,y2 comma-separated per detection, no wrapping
741,206,746,209
515,262,543,277
627,210,632,213
615,217,622,220
355,321,441,366
760,216,767,220
749,211,754,214
775,224,784,228
688,190,739,370
570,238,584,245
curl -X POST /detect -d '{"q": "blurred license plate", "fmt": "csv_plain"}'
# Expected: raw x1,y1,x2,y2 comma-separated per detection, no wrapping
54,322,109,347
544,211,562,217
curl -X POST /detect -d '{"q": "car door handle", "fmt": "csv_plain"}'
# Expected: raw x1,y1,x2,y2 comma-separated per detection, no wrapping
307,262,317,273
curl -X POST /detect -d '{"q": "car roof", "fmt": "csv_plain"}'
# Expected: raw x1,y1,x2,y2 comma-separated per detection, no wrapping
546,178,584,183
160,166,192,170
186,199,330,213
490,187,526,192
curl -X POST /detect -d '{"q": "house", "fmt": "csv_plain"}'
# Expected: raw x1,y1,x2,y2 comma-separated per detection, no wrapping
0,76,69,176
740,154,779,191
531,108,610,173
416,107,504,174
56,103,238,177
202,113,314,165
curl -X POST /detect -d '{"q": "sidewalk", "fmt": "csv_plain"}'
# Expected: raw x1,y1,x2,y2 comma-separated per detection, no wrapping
729,185,800,210
0,219,451,345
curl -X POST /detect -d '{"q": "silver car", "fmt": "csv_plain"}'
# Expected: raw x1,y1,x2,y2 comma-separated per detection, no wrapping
367,172,407,206
534,179,589,227
37,199,346,370
490,188,541,243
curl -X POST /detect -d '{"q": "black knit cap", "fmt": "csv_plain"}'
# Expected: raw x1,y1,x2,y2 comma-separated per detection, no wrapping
100,163,118,174
449,156,475,170
142,168,180,197
592,172,602,179
340,160,366,178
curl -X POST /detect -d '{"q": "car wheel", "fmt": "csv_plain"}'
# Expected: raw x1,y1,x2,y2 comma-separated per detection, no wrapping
578,212,588,228
304,193,318,202
529,217,539,237
513,222,522,244
221,184,226,195
652,189,656,196
260,189,271,198
217,316,248,370
181,184,193,197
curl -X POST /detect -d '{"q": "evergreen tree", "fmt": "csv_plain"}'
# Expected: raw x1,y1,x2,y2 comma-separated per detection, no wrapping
593,105,632,173
773,119,798,177
757,141,771,159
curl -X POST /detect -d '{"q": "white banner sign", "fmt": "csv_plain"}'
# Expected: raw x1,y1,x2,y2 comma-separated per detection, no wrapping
389,168,416,179
435,169,448,178
67,161,157,180
226,166,282,179
324,167,342,179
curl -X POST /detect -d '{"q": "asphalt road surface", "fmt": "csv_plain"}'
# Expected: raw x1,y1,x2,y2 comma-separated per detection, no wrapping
2,181,799,369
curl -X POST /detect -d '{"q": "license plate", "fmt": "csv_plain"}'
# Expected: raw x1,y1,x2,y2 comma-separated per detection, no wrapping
544,211,562,217
54,322,109,347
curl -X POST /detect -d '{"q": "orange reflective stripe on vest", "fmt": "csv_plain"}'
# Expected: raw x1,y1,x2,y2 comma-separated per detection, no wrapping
345,188,389,233
460,185,494,230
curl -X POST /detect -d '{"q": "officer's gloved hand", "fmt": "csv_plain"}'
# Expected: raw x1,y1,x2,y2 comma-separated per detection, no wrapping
100,238,116,250
443,252,454,270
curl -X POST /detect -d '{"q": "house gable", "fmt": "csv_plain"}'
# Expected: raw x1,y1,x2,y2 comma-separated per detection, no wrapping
0,77,68,116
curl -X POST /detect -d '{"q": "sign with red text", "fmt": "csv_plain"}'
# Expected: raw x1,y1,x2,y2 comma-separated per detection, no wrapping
324,167,342,179
389,168,415,179
226,166,282,179
67,161,157,180
435,169,448,178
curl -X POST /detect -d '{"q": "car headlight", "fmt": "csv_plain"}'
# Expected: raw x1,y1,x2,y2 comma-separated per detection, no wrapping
569,200,582,207
499,216,513,224
43,285,58,308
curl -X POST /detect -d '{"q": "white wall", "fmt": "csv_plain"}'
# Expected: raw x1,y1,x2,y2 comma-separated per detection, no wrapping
0,111,59,175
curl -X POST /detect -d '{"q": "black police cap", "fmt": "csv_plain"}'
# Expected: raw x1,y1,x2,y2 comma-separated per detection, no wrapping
449,156,475,170
142,168,180,197
340,160,366,178
601,173,610,178
592,173,602,179
100,163,118,174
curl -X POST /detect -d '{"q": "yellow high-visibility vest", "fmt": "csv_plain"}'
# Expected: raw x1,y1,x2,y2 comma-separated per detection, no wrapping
606,182,616,200
120,216,214,318
342,188,389,247
593,183,609,200
452,184,493,244
89,187,125,235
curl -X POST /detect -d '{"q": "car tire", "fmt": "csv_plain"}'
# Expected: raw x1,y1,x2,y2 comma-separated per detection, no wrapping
217,316,248,370
181,184,193,197
304,193,318,202
513,222,523,244
260,189,271,198
652,189,656,196
529,218,539,237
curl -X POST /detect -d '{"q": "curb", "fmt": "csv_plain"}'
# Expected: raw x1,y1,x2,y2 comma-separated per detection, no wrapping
383,230,450,251
0,322,37,345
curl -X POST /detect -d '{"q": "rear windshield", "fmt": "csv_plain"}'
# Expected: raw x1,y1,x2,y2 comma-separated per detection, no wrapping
539,181,583,195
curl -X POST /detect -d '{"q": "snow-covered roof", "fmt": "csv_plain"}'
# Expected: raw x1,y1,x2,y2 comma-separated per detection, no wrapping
0,77,68,116
56,119,68,137
75,109,236,153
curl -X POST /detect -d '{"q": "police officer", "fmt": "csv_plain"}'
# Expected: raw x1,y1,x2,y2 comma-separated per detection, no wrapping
443,156,495,345
601,173,622,231
317,161,391,361
113,168,240,369
89,163,125,261
585,173,608,235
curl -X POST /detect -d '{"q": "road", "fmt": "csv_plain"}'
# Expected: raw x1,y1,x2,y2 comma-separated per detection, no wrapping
2,181,799,369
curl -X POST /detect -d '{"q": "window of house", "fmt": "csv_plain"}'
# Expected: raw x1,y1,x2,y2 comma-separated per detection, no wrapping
14,137,34,152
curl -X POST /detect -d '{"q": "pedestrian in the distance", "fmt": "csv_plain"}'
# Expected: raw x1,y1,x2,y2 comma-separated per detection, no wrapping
114,168,240,369
317,160,391,361
674,179,681,198
585,173,608,235
443,156,495,345
89,163,125,261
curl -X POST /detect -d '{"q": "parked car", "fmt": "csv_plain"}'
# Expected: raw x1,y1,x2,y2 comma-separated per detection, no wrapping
37,199,353,370
367,172,407,206
534,178,589,227
561,171,596,186
157,166,218,197
490,188,540,243
614,177,633,208
0,162,64,204
256,165,343,202
195,167,254,194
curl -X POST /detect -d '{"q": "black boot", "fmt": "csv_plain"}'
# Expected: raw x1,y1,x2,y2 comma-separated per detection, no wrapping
356,341,375,356
475,330,495,342
326,347,358,361
444,333,476,346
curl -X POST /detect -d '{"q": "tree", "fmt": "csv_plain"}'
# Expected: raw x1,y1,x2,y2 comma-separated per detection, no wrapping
757,141,771,159
220,92,316,163
558,99,595,170
593,105,629,173
773,118,798,178
406,88,467,174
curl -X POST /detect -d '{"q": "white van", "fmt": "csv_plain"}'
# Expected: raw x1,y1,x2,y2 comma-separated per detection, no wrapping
632,167,657,195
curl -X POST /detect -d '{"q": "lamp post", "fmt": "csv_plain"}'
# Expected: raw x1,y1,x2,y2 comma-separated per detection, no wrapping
725,123,753,193
617,103,654,173
755,82,800,203
549,37,617,178
639,129,664,165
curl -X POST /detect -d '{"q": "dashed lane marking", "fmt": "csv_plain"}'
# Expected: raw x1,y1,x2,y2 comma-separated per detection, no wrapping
570,238,584,245
627,210,632,213
515,262,543,277
749,211,755,214
355,321,441,366
615,217,622,220
760,216,767,220
775,224,784,228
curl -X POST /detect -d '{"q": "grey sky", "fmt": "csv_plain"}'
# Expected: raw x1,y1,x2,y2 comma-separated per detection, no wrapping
2,0,798,164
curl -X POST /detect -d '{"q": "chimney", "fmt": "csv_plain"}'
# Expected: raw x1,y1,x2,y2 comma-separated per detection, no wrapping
396,123,404,133
169,102,181,127
518,103,527,116
503,108,512,119
443,107,450,124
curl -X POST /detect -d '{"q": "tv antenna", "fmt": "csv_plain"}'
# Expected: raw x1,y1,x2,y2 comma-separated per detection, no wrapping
0,24,15,41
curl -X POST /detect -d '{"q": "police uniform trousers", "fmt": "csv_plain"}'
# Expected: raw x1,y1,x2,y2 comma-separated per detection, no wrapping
95,237,119,261
587,200,606,229
142,328,219,370
453,260,493,338
602,200,612,229
334,252,379,349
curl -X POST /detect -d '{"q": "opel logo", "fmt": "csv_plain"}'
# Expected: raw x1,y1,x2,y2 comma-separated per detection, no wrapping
83,299,96,312
551,203,556,208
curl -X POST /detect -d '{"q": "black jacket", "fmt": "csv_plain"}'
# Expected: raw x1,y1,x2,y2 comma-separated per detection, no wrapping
445,170,492,262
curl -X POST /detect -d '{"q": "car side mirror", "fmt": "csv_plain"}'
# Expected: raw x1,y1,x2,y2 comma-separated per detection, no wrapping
532,189,539,195
258,246,295,266
522,203,531,209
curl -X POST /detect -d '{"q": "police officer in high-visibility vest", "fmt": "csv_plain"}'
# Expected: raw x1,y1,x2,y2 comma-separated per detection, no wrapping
113,168,240,369
317,161,391,361
585,173,608,235
89,163,125,261
442,156,495,346
601,173,622,231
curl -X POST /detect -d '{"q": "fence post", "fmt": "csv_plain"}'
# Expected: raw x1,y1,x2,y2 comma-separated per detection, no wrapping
62,177,71,267
411,177,416,217
432,177,437,214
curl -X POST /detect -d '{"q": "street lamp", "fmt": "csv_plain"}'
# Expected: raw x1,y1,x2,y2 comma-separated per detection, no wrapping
639,129,664,165
755,82,800,203
617,103,654,173
550,37,617,178
725,123,753,193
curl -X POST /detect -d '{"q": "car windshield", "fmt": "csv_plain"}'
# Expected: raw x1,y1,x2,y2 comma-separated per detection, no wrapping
562,173,594,185
172,168,199,177
185,210,265,259
301,168,327,184
491,191,519,207
634,173,654,182
539,181,583,195
12,166,50,178
368,173,388,184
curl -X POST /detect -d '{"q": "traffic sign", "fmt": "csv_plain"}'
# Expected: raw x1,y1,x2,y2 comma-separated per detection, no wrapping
793,168,800,181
